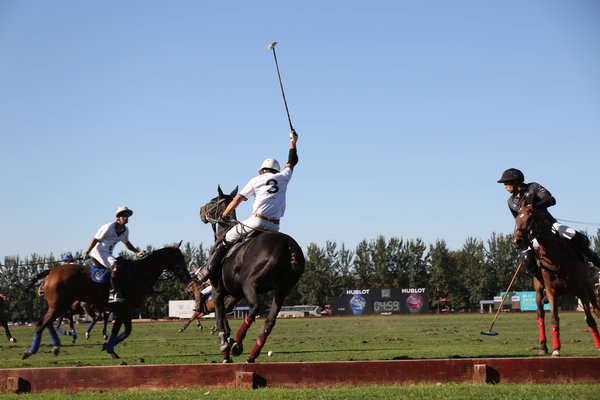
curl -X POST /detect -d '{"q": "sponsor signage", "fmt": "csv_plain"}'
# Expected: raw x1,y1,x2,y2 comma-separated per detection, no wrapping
329,288,429,315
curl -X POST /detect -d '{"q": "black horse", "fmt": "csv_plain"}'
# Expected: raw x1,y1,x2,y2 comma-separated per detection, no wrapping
200,186,305,363
23,243,191,360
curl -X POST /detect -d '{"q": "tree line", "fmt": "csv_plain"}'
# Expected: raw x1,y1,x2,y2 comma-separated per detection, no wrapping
1,230,599,322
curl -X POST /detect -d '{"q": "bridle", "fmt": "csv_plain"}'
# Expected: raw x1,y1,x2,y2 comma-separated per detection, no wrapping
200,196,237,240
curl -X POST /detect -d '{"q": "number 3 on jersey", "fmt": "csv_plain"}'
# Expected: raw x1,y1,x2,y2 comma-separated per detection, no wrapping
266,179,279,194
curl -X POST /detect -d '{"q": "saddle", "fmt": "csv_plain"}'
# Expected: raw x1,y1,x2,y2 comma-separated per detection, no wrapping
224,231,261,259
89,262,110,284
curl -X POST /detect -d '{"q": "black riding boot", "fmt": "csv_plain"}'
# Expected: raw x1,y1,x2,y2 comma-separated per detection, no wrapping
523,249,547,303
571,232,600,268
109,260,125,303
195,242,229,283
522,248,539,276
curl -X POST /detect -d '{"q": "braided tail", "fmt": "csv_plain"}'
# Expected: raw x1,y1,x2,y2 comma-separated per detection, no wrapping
287,238,305,273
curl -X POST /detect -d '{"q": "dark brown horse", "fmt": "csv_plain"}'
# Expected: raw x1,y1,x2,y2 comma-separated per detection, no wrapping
178,280,216,333
513,203,600,356
200,187,305,363
0,292,16,343
23,244,191,360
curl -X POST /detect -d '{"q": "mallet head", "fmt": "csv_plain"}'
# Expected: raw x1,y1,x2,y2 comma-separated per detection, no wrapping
268,41,277,50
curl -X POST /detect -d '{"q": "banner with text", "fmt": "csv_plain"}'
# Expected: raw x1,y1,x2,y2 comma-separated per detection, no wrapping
328,288,429,315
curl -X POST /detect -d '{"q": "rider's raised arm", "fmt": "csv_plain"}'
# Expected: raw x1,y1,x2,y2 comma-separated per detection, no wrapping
285,130,298,170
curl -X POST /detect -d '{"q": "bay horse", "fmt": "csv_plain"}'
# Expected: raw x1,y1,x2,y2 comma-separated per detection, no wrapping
30,267,110,342
0,292,16,343
513,203,600,356
200,186,305,363
178,280,216,333
23,243,191,360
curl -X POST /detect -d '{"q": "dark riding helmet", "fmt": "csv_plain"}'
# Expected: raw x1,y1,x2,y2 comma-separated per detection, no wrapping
497,168,524,184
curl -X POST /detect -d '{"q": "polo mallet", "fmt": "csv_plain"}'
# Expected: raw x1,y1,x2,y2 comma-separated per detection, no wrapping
267,41,294,132
480,258,524,336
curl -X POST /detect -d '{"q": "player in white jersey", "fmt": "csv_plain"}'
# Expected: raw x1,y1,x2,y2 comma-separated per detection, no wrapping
196,130,298,283
84,206,146,303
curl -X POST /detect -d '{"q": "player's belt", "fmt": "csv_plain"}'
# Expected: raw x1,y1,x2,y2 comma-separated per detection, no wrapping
254,213,280,225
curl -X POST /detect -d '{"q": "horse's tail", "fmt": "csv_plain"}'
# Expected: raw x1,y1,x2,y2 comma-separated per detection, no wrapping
287,237,305,273
26,269,52,290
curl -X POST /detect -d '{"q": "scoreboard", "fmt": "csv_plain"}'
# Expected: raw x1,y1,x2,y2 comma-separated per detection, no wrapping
328,288,428,315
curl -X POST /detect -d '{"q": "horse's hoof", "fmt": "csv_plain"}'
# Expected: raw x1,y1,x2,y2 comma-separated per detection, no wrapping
67,331,72,337
85,332,90,340
101,343,107,351
222,357,233,364
22,351,32,360
246,358,255,364
103,335,108,341
178,328,184,333
72,338,77,344
552,350,560,357
231,342,243,357
52,346,60,357
219,343,230,352
9,337,16,343
538,345,548,356
109,352,120,359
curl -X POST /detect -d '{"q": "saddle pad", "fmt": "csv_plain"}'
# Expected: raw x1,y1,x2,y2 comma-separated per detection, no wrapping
90,264,110,284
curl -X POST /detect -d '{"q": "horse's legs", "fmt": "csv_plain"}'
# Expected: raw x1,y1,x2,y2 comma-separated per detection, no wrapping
547,289,561,357
230,292,261,358
1,318,15,343
104,316,124,358
179,311,201,333
101,312,109,340
247,291,287,363
46,324,62,356
580,302,600,350
535,277,548,355
23,307,61,358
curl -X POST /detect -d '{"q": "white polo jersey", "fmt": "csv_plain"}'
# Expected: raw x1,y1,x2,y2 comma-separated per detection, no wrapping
240,167,293,219
90,221,129,268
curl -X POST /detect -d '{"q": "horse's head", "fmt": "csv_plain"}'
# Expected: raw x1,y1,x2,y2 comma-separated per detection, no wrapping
163,241,192,283
200,185,238,237
513,202,546,250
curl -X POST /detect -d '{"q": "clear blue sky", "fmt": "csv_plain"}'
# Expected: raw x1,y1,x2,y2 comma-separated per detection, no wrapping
1,1,599,261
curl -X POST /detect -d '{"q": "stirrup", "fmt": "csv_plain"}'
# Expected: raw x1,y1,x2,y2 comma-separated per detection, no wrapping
108,292,126,303
196,266,210,283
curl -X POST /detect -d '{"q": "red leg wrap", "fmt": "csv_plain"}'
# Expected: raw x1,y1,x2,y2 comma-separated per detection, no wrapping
551,324,560,351
249,333,267,361
589,326,600,349
235,316,255,344
537,317,546,344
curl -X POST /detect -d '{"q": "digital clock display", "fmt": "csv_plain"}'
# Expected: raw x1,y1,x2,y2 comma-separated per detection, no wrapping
372,300,401,312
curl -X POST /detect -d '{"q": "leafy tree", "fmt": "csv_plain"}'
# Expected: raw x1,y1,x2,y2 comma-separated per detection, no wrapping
427,240,458,309
455,237,491,309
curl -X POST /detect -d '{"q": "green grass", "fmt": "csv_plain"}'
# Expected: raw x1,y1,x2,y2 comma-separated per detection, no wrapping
2,312,600,369
2,313,600,398
1,384,600,400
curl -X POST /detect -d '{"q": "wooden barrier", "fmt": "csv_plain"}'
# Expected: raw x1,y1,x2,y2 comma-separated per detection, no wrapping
1,357,600,393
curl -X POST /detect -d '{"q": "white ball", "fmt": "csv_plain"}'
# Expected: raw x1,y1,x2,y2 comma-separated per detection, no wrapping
267,351,273,357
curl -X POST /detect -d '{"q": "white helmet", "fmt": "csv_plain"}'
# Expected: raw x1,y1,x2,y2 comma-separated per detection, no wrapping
115,206,133,218
259,158,280,173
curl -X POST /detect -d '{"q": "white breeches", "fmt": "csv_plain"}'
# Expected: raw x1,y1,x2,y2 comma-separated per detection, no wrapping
531,222,576,254
224,215,279,243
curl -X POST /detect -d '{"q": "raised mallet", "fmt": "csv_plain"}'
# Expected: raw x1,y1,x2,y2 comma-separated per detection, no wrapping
268,41,294,132
480,258,524,336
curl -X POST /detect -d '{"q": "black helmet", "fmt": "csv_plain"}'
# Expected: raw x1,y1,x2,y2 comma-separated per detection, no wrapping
497,168,524,184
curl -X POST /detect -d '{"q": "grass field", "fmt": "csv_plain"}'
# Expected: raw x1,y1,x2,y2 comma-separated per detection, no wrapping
2,311,600,369
2,312,600,399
